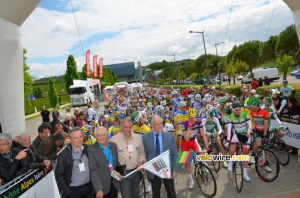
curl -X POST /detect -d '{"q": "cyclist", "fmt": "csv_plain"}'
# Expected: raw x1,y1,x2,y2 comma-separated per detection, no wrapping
226,102,252,182
262,97,285,138
105,106,119,128
186,97,192,110
248,97,271,169
190,94,203,111
107,112,126,138
202,107,227,167
131,111,151,135
171,91,181,114
174,101,187,148
181,108,209,189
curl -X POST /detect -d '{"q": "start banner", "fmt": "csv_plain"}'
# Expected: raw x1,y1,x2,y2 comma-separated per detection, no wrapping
0,167,60,198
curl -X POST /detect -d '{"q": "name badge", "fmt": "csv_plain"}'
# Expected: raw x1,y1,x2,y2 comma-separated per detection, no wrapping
79,163,85,172
127,144,133,153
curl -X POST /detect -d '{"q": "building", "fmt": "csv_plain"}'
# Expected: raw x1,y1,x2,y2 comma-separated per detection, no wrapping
104,62,136,82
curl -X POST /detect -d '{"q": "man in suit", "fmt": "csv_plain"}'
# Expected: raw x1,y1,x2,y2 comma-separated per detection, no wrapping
88,126,119,198
143,115,178,198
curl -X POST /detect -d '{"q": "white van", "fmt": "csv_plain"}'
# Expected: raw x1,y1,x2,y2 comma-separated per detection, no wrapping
241,67,279,84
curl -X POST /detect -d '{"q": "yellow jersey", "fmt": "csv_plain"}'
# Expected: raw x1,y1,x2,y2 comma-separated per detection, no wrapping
132,124,150,135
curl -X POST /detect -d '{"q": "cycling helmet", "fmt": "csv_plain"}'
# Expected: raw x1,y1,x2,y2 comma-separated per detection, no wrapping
133,99,138,103
187,108,198,117
160,101,166,106
205,107,215,119
119,107,126,113
131,111,142,124
219,97,227,104
263,97,272,106
117,112,126,120
126,102,132,108
232,102,243,109
173,91,178,95
264,88,270,95
147,102,152,108
248,97,259,105
112,106,119,111
163,123,175,133
178,101,186,108
155,105,164,112
195,94,201,101
202,98,211,105
138,99,143,102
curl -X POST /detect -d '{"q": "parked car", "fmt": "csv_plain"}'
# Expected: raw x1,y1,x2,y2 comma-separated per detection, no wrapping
237,75,244,80
291,69,300,77
295,72,300,79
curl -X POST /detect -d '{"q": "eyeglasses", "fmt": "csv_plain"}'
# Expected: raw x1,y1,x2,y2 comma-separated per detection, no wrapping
0,143,9,147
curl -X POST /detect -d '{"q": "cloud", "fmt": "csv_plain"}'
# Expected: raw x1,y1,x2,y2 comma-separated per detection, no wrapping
21,0,294,79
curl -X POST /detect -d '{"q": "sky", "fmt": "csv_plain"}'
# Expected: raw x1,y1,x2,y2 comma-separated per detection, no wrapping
21,0,295,79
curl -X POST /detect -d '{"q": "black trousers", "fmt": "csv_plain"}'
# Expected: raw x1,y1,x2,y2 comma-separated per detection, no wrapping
67,182,93,198
104,180,118,198
150,175,176,198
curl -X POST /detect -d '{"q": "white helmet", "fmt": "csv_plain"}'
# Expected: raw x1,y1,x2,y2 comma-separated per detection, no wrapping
160,101,166,106
173,91,178,95
163,123,175,133
178,101,186,108
195,94,201,101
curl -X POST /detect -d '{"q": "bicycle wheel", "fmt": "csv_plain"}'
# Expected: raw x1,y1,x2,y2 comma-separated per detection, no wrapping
270,139,290,166
211,146,221,172
234,161,243,192
139,172,146,198
195,163,217,197
255,149,280,182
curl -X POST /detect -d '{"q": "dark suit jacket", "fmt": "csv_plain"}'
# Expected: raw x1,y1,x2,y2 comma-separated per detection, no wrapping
143,131,179,179
88,142,119,195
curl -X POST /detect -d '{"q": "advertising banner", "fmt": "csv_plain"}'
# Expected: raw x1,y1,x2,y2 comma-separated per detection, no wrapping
93,55,98,78
86,50,91,76
99,58,103,78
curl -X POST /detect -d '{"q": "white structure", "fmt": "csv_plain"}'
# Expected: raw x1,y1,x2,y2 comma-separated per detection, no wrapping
284,0,300,45
0,0,40,137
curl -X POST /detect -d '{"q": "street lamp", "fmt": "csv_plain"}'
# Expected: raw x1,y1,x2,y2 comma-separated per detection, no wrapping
167,54,176,84
189,30,209,84
215,42,224,85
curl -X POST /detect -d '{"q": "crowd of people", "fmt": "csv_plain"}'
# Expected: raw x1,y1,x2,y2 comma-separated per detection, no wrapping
0,79,299,198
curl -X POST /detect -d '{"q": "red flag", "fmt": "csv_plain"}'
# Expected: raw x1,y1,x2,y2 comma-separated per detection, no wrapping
86,50,91,76
99,58,104,78
93,55,98,78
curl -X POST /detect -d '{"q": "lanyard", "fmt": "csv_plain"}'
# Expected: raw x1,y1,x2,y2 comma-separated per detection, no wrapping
73,151,84,163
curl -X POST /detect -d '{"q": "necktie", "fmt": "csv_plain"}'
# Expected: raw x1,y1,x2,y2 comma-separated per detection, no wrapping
155,134,160,156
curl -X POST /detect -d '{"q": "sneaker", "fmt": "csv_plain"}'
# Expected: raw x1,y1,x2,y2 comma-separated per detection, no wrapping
250,155,255,164
227,161,233,172
189,179,194,189
264,166,272,172
223,161,228,168
146,182,151,193
243,172,251,182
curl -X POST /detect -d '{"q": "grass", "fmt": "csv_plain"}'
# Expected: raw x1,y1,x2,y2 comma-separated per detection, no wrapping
25,104,71,121
33,82,67,97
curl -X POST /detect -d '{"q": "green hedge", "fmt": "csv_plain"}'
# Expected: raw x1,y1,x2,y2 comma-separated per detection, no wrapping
60,95,71,105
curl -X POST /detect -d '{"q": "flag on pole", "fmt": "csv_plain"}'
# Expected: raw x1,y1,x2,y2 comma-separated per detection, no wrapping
99,58,103,78
93,55,98,77
86,50,91,76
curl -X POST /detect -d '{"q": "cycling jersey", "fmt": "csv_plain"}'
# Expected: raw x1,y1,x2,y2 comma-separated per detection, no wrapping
171,97,181,113
263,106,282,127
190,101,203,111
108,125,121,137
132,124,150,135
165,115,171,124
106,115,117,127
198,108,220,120
83,135,96,145
181,119,203,140
202,117,222,136
174,111,187,136
250,108,269,132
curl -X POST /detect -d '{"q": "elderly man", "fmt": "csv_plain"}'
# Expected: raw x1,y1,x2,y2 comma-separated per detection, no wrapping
111,118,145,198
33,123,51,150
60,107,72,122
37,133,65,161
0,133,30,185
143,115,178,198
55,127,92,198
18,133,50,169
88,127,119,198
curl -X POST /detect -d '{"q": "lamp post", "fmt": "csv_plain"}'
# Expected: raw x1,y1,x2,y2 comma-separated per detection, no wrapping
215,42,224,85
189,30,209,84
167,54,176,84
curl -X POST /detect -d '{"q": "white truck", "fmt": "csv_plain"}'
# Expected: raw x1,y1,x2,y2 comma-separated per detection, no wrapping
241,67,279,84
69,78,101,106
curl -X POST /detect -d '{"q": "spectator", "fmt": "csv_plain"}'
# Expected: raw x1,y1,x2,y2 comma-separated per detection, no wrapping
258,95,264,108
222,89,229,98
93,99,100,113
54,124,70,144
0,133,30,185
59,107,71,123
251,78,259,90
37,133,65,161
143,116,178,198
281,80,294,99
33,123,51,150
282,95,300,155
76,111,87,127
17,133,50,169
111,118,146,198
55,127,92,198
264,76,270,85
88,126,120,198
64,118,73,131
272,94,287,115
258,78,263,87
87,103,97,123
74,108,80,119
41,105,51,123
228,76,231,85
50,111,68,135
227,91,237,103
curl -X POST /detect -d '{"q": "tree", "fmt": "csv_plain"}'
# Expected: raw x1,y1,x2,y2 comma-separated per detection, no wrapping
48,76,59,109
23,49,34,112
33,87,43,98
259,35,278,64
166,77,173,84
81,64,87,80
100,67,119,88
226,59,237,84
275,25,300,59
235,59,248,74
276,54,294,80
64,55,79,93
190,73,198,84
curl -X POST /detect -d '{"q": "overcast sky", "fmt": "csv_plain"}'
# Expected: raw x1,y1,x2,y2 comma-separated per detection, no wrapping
21,0,295,79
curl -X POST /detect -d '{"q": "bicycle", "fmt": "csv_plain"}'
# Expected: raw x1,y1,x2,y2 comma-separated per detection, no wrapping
208,134,221,172
139,169,146,198
254,138,280,182
268,127,290,166
194,155,217,197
